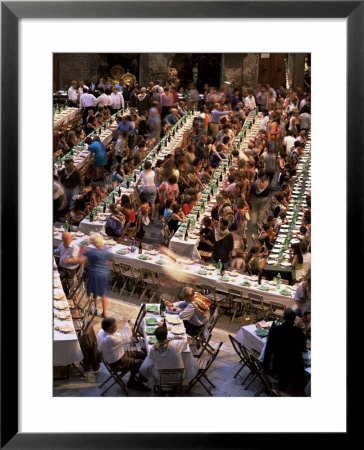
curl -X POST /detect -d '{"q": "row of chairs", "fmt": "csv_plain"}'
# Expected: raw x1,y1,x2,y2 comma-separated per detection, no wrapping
192,283,286,324
111,262,160,303
229,335,285,397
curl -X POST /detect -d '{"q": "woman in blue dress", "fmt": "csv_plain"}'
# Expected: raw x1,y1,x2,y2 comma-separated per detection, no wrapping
75,233,113,318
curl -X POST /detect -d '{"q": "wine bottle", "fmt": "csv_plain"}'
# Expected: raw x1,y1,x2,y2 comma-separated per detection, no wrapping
138,241,143,254
103,203,106,213
163,317,167,328
184,229,188,241
160,298,166,318
89,211,94,222
118,186,121,196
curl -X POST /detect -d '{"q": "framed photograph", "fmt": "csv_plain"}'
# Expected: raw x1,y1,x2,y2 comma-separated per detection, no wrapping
1,1,358,447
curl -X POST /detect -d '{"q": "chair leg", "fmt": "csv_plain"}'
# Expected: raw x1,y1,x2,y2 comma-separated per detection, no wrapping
233,362,246,378
198,378,213,396
241,370,254,385
99,374,113,389
202,373,215,388
139,287,147,303
244,373,259,390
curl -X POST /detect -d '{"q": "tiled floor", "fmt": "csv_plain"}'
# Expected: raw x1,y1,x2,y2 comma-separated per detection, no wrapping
53,291,267,397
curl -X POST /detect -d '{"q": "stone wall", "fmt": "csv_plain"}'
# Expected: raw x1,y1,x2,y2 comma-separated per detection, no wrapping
139,53,171,86
56,54,99,90
221,53,259,90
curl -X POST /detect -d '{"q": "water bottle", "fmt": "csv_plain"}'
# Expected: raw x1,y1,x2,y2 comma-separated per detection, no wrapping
64,219,69,232
277,273,281,290
217,259,222,276
130,238,135,253
160,298,166,317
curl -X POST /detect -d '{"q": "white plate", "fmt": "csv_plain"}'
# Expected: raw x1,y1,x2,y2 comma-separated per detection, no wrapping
53,282,62,288
281,262,292,267
271,249,280,253
171,326,185,335
267,260,277,265
166,316,182,325
55,325,74,333
57,311,72,320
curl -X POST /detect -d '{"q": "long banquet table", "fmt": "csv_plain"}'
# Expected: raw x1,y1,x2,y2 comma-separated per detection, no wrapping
139,303,199,380
53,230,297,308
53,107,81,129
53,261,83,365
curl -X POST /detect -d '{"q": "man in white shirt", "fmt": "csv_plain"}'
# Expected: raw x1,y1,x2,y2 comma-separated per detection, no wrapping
166,287,210,337
244,89,256,111
140,326,187,383
79,88,97,124
282,130,297,156
77,80,89,99
67,80,78,107
97,317,150,391
110,86,125,115
57,232,80,296
95,87,110,110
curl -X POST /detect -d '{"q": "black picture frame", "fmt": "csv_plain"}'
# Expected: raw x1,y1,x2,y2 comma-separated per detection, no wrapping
1,1,359,448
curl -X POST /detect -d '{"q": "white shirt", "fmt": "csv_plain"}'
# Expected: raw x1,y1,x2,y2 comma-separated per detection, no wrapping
149,338,187,378
96,322,132,364
68,86,78,102
77,85,89,97
58,242,79,270
110,92,125,110
283,135,297,155
96,93,110,107
259,116,269,131
139,170,155,188
175,301,210,327
244,95,256,111
79,92,96,108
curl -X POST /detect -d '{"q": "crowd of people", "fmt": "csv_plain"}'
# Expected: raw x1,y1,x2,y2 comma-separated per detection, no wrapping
54,73,312,395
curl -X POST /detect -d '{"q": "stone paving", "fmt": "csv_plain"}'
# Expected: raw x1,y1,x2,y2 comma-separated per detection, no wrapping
53,290,267,397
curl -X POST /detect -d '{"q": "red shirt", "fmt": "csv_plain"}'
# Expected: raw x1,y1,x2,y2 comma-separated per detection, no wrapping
182,203,193,216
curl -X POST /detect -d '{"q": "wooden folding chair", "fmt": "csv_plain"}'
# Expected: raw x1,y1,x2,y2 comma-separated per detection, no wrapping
247,293,271,321
227,288,248,323
189,326,215,359
184,342,223,396
196,285,227,313
139,268,159,303
98,352,129,396
228,334,252,379
267,300,286,321
153,368,184,396
207,307,220,334
131,303,146,344
117,263,135,295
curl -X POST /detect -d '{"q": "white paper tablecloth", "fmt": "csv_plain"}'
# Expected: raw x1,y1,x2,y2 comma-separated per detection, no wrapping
53,107,80,129
53,231,297,307
53,269,83,365
139,304,199,381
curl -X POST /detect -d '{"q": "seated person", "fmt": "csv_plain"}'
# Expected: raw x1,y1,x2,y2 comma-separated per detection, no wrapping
97,317,150,392
167,204,186,234
163,198,174,221
140,326,187,383
165,287,211,337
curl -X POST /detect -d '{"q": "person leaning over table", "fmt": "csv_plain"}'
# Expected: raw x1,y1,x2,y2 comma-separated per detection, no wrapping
140,326,188,384
56,231,80,297
97,317,150,392
67,80,78,107
165,287,211,337
167,203,186,234
203,218,234,270
70,233,112,318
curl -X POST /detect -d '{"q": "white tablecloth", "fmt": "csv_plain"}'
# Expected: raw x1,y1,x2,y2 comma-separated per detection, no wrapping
53,231,297,308
139,304,199,380
53,107,80,129
53,269,83,365
79,219,106,235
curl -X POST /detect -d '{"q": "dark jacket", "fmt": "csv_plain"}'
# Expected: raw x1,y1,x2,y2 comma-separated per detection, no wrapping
263,322,306,388
205,229,234,264
79,325,100,372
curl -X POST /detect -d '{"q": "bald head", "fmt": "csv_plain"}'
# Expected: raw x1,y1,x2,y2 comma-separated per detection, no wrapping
62,232,72,246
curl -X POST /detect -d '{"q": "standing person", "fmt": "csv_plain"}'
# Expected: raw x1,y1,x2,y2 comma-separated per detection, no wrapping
250,169,270,229
149,103,161,142
262,308,306,394
186,82,200,111
264,148,277,185
110,86,124,115
244,88,256,111
136,87,152,116
57,157,81,209
160,87,175,121
57,231,80,297
79,87,97,124
88,136,108,180
267,113,280,154
95,87,110,110
67,80,78,107
294,272,311,317
204,218,234,270
210,103,232,138
72,233,113,318
136,161,157,218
